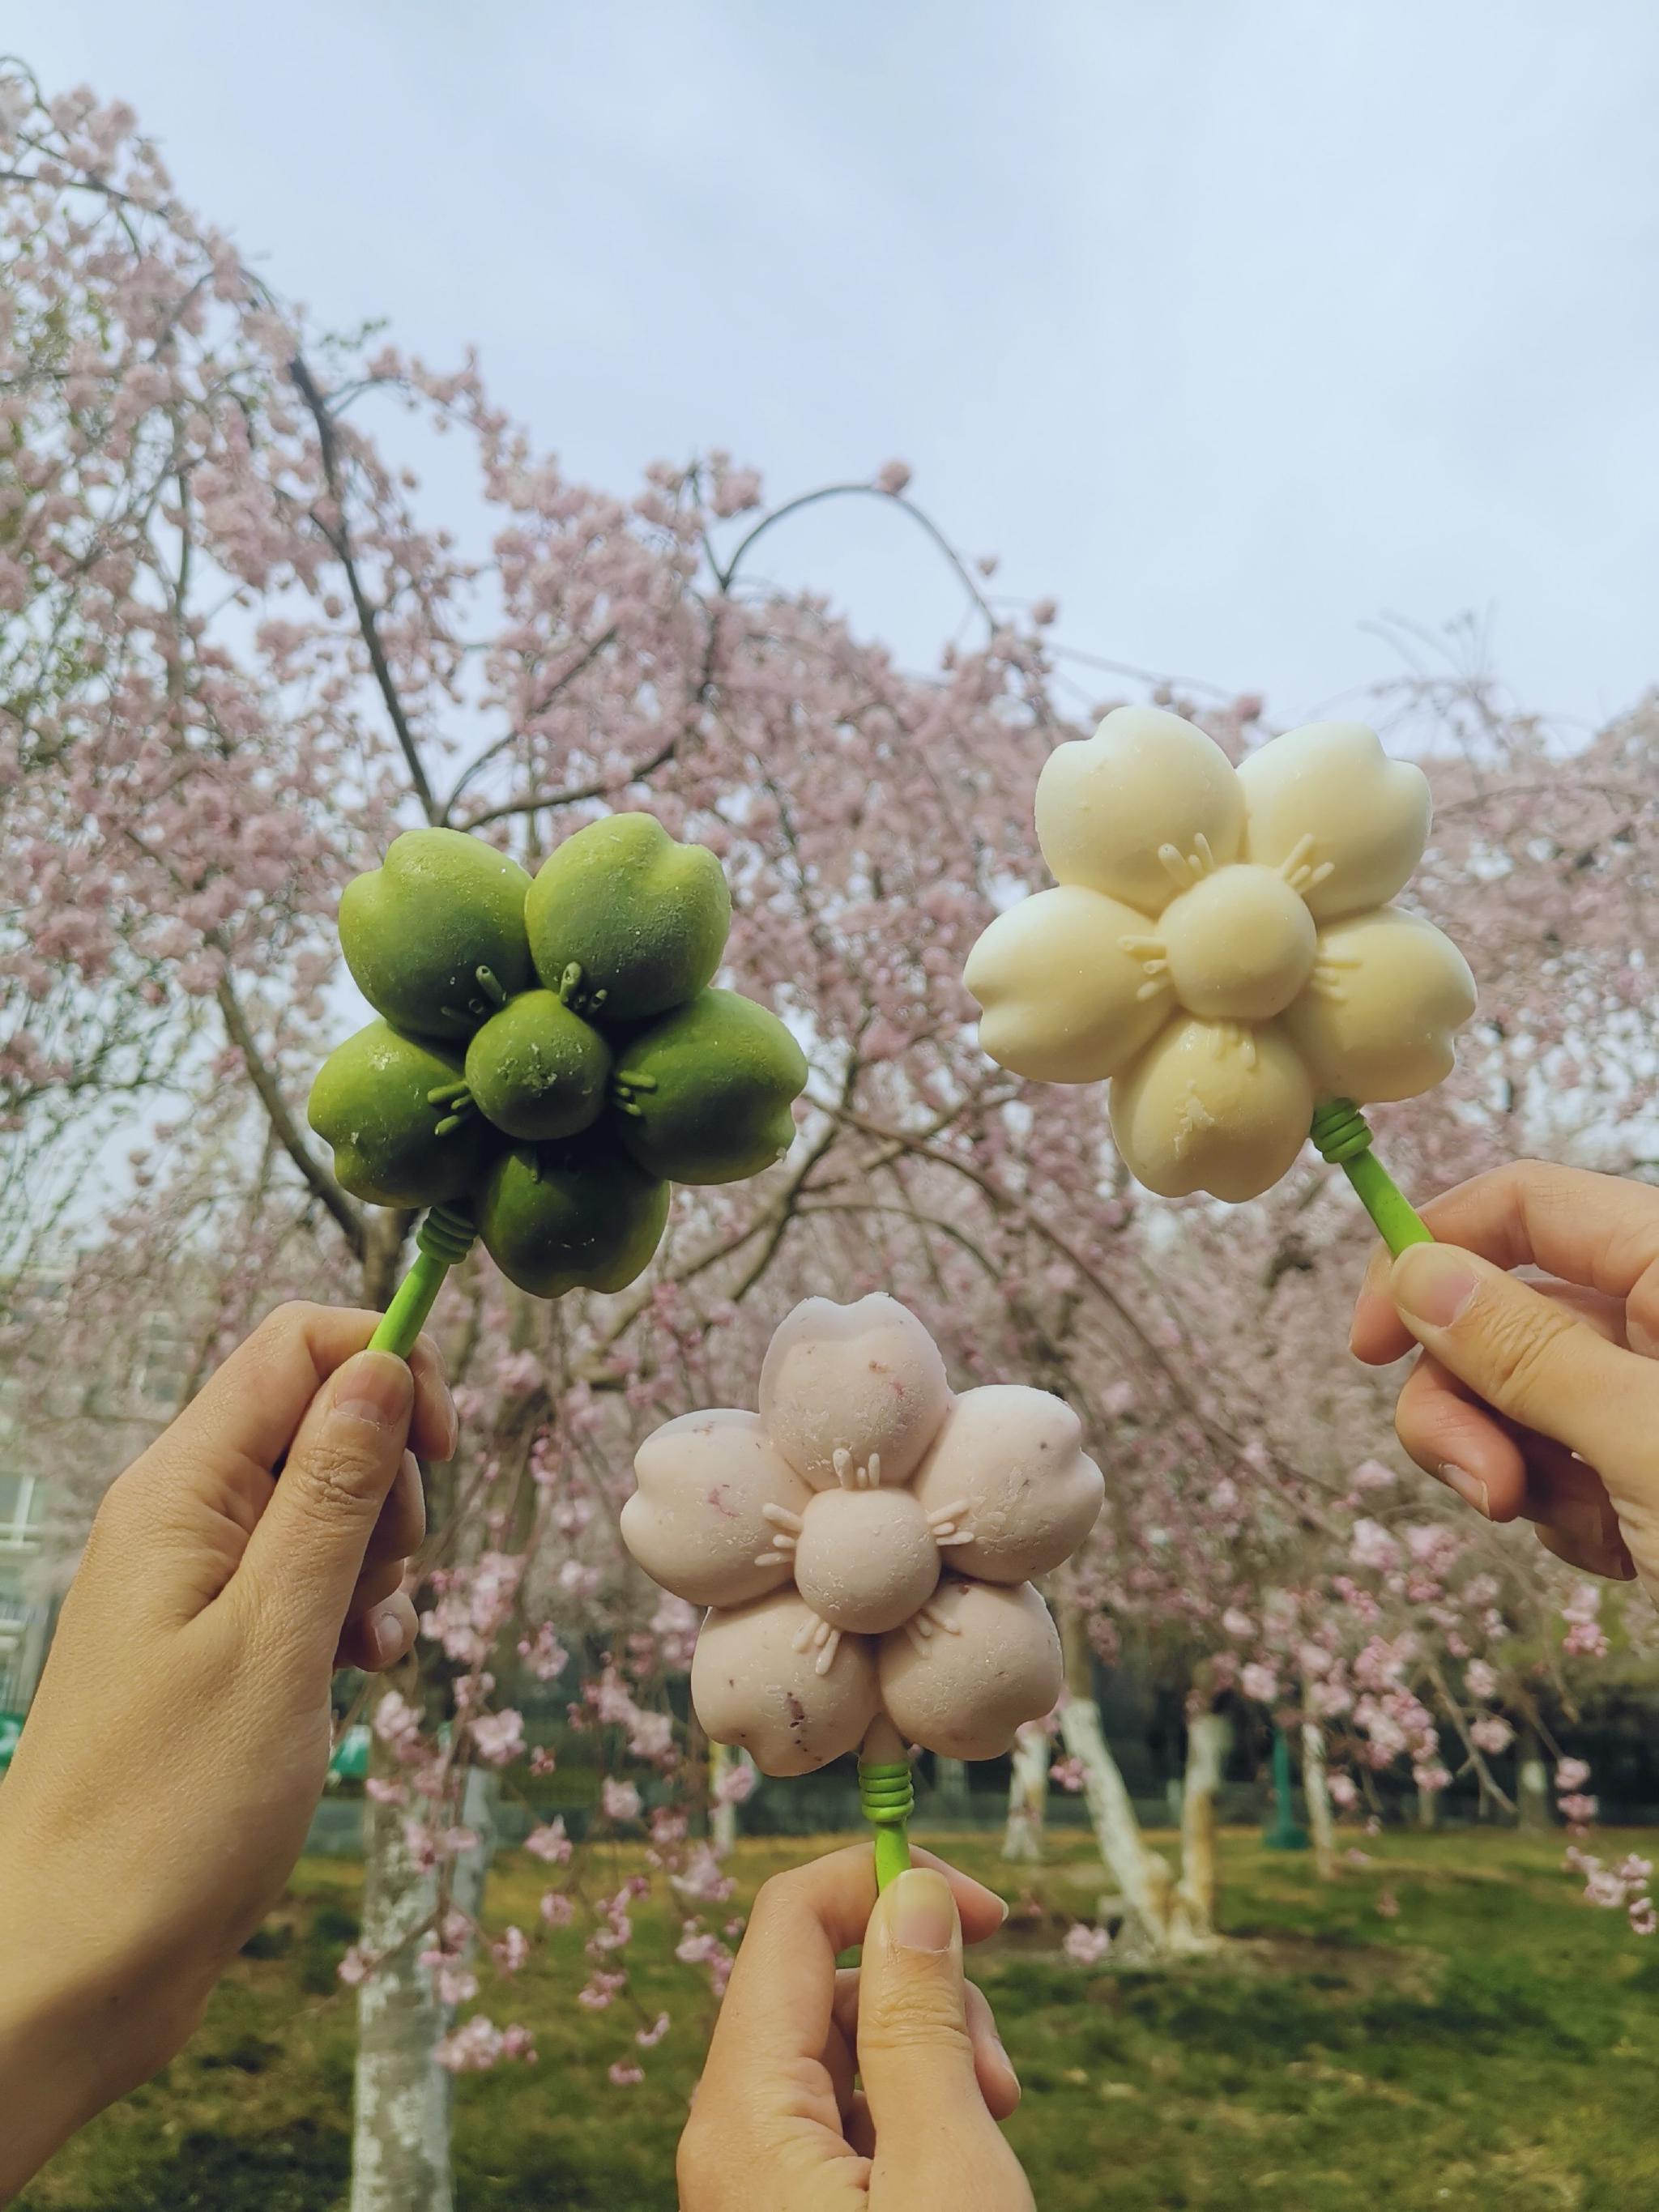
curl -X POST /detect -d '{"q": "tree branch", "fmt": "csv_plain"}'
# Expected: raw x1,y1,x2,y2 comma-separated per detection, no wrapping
215,973,364,1259
288,349,437,824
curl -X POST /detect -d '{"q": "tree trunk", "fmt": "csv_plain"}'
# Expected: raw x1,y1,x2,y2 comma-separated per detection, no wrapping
1516,1722,1551,1831
1058,1609,1195,1958
1302,1714,1337,1879
710,1741,752,1856
934,1755,970,1819
1003,1722,1050,1864
352,1747,452,2212
1177,1710,1228,1936
1417,1780,1439,1830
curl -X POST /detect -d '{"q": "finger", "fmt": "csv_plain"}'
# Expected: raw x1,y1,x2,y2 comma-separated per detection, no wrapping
858,1869,1029,2200
698,1845,1006,2129
360,1452,427,1571
831,1967,1020,2120
345,1556,407,1622
1535,1523,1638,1582
1353,1162,1659,1366
1393,1353,1515,1519
234,1350,416,1645
132,1306,455,1499
335,1588,420,1672
1387,1242,1659,1492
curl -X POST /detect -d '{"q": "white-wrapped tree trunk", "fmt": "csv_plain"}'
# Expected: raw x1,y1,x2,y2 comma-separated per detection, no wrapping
1057,1609,1205,1958
710,1741,753,1856
1003,1721,1050,1863
352,1761,453,2212
1517,1722,1551,1830
1176,1709,1228,1937
1302,1714,1336,1879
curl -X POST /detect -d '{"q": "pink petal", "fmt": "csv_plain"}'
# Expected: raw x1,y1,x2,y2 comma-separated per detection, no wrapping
758,1294,950,1490
690,1591,880,1777
911,1386,1104,1584
623,1411,810,1609
876,1579,1062,1760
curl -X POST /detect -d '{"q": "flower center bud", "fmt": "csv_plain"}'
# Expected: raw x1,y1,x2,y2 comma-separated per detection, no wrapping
1162,865,1317,1021
793,1488,940,1635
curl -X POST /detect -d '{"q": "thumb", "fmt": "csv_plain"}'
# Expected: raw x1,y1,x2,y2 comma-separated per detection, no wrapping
858,1869,1028,2204
239,1349,415,1644
1388,1240,1659,1502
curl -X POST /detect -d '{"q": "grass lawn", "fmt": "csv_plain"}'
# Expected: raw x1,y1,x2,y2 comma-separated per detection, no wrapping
16,1825,1659,2210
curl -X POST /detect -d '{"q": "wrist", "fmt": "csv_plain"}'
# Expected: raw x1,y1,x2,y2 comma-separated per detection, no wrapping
0,1831,210,2199
0,1938,112,2199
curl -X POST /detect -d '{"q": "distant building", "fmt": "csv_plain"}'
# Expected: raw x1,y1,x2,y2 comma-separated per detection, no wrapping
0,1272,192,1716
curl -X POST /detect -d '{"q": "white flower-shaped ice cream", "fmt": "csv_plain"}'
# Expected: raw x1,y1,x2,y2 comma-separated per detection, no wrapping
966,710,1476,1201
621,1295,1104,1775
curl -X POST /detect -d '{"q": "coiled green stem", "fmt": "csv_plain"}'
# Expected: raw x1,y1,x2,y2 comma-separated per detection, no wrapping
368,1202,477,1358
1308,1099,1431,1256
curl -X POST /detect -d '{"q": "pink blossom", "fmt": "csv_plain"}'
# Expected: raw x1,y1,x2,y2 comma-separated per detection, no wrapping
874,459,912,496
1063,1923,1111,1966
601,1778,642,1822
469,1709,526,1767
525,1818,573,1865
713,1760,757,1808
539,1890,575,1929
1240,1663,1279,1705
608,2061,646,2086
1555,1758,1593,1794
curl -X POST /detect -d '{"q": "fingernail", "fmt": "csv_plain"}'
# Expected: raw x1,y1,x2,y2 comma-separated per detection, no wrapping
1392,1245,1478,1330
1552,1498,1616,1549
888,1869,956,1953
331,1351,414,1433
366,1599,410,1667
1435,1463,1491,1517
992,2038,1021,2095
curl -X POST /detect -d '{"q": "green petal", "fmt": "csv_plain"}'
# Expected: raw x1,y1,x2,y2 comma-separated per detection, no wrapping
524,814,730,1024
464,991,612,1141
308,1021,499,1207
478,1135,670,1298
340,827,533,1042
612,989,807,1186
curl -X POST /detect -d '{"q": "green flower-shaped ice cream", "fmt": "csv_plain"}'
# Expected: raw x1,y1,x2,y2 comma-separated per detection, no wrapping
309,815,808,1303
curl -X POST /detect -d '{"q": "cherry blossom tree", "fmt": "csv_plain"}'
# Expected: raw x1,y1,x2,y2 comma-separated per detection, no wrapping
7,61,1659,2205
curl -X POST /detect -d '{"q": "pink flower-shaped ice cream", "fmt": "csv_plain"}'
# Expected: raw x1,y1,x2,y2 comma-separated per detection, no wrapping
965,709,1477,1202
621,1295,1104,1775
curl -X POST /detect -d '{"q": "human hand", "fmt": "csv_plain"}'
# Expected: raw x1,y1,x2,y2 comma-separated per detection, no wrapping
0,1303,454,2199
1350,1161,1659,1598
678,1845,1032,2212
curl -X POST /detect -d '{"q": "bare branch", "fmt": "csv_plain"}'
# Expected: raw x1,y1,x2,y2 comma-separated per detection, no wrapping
215,973,364,1259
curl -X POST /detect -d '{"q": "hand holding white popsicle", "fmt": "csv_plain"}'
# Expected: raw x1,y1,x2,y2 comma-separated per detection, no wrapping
965,708,1476,1203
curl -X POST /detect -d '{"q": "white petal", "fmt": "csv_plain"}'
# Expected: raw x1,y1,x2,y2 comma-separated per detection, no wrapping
1239,722,1431,922
1282,906,1477,1104
1108,1015,1312,1201
758,1294,951,1491
965,885,1173,1084
1035,707,1245,915
690,1592,880,1777
622,1409,811,1609
876,1579,1062,1760
911,1386,1105,1584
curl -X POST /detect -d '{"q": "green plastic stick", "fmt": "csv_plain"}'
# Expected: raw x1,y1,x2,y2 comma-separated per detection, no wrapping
1308,1098,1432,1257
368,1202,477,1359
858,1721,914,1892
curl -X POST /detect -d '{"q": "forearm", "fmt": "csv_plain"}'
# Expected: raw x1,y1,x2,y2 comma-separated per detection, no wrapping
0,1833,207,2204
0,1950,109,2203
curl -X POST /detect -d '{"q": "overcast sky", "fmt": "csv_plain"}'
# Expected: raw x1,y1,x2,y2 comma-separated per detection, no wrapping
26,2,1659,734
